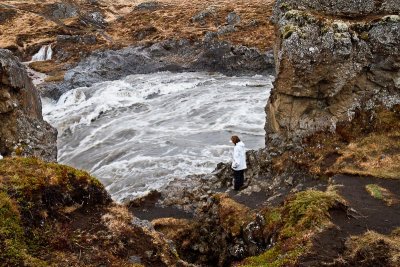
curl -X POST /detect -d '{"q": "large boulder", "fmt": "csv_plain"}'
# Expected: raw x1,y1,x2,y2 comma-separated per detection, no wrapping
265,1,400,146
273,0,400,17
0,49,57,161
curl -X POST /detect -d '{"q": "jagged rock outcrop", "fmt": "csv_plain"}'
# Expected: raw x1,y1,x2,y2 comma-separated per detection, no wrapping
0,49,57,161
265,0,400,146
42,39,273,99
0,157,191,266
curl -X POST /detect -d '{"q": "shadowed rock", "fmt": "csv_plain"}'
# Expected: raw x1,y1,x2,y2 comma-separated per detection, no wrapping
0,49,57,161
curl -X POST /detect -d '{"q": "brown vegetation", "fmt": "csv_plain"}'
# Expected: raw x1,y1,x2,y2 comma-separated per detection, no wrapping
0,0,275,75
275,105,400,180
0,157,184,267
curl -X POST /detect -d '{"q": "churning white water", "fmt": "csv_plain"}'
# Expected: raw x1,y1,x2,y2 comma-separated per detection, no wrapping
43,72,273,202
32,45,53,61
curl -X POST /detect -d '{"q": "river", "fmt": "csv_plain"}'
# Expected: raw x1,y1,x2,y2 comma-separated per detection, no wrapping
42,71,273,202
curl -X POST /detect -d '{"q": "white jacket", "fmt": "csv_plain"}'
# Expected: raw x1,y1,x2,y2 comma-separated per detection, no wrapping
231,141,247,171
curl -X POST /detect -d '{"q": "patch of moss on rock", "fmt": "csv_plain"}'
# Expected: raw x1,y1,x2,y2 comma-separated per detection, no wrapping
0,157,110,266
240,189,346,267
281,24,298,39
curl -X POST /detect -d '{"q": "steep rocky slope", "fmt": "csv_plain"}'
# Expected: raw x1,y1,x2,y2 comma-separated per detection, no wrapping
0,0,275,87
0,49,57,161
265,0,400,145
136,1,400,266
0,157,190,267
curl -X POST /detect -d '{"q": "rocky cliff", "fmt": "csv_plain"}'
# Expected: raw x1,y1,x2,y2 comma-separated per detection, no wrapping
0,157,191,266
0,0,275,88
265,0,400,145
0,49,57,161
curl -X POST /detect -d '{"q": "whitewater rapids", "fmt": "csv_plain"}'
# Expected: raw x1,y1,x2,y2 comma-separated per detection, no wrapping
43,72,273,202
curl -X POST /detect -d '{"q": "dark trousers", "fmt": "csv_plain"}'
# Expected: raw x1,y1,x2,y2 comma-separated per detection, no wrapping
233,170,244,190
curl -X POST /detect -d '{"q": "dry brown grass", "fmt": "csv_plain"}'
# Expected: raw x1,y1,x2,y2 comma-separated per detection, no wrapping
290,106,400,180
332,132,400,179
108,0,275,51
343,230,400,266
1,0,275,60
102,204,133,233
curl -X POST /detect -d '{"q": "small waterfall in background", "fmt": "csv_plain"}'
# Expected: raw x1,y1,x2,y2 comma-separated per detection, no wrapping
31,44,53,61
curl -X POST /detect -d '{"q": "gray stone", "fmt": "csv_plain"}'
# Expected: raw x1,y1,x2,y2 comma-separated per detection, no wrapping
128,255,141,264
81,11,106,28
44,39,274,98
227,12,241,25
135,1,162,11
0,49,57,161
265,2,400,145
47,3,78,20
192,7,217,25
217,25,236,35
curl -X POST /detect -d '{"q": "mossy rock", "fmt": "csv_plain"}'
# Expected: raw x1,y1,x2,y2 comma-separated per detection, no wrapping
281,24,298,39
241,189,346,267
0,157,111,265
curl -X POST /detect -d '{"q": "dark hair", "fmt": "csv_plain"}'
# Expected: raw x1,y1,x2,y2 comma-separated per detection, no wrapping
231,135,240,145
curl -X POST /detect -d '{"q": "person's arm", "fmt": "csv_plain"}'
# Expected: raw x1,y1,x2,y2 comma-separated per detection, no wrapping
232,146,240,168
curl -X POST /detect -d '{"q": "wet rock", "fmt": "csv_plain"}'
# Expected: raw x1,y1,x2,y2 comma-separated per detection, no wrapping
0,49,57,161
46,39,273,98
155,194,266,266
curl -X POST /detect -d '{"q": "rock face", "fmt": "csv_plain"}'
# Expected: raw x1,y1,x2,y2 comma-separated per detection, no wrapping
265,0,400,145
43,39,273,99
0,49,57,161
0,157,190,267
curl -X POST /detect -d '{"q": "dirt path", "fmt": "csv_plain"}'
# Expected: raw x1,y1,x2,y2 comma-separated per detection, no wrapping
299,174,400,266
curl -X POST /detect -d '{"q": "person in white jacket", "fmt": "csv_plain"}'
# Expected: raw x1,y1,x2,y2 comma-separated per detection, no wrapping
231,135,247,190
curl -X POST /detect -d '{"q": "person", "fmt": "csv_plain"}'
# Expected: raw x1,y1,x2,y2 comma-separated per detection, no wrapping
230,135,247,190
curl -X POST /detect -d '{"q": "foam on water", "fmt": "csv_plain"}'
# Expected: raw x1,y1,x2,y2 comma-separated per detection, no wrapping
43,72,273,202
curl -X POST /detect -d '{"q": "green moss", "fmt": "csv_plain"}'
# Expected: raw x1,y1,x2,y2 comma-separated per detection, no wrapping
0,192,46,267
0,157,104,194
266,208,282,225
242,245,305,267
281,24,298,39
284,10,316,25
360,32,369,41
0,157,109,265
280,3,291,11
320,25,330,35
365,184,383,200
284,190,342,231
241,190,345,266
365,184,398,206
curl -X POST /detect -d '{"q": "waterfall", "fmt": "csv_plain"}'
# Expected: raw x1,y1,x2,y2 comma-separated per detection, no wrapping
31,45,53,61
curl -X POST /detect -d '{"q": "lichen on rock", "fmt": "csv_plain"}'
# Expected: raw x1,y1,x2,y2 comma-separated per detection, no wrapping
265,0,400,147
0,49,57,161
